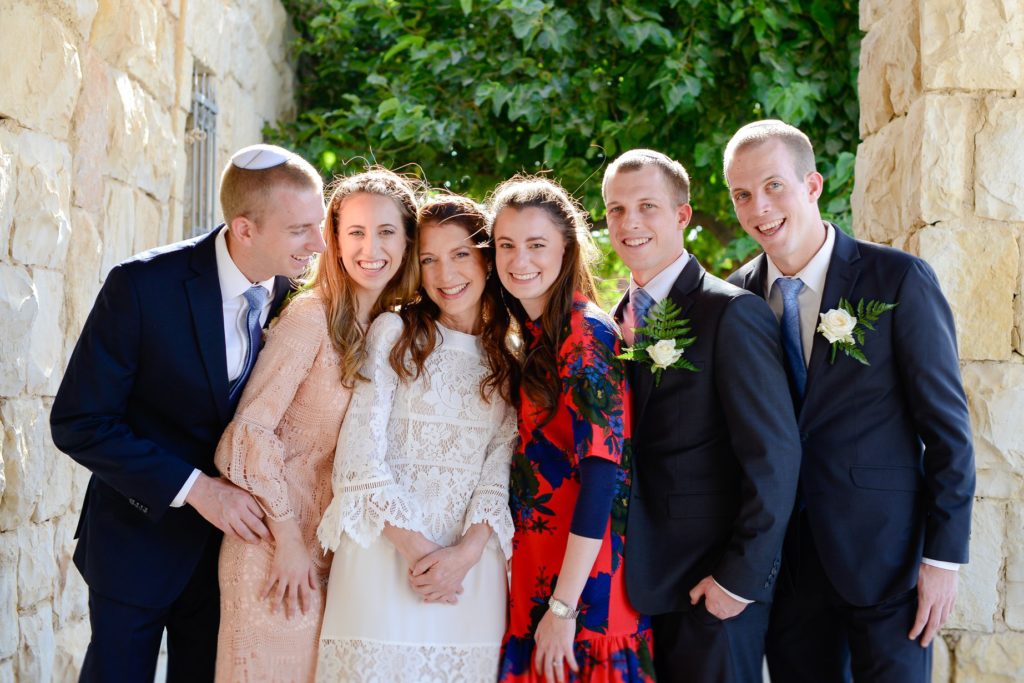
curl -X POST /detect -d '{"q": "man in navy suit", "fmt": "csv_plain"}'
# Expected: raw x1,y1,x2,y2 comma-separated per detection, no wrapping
51,144,327,682
604,150,802,682
724,120,975,683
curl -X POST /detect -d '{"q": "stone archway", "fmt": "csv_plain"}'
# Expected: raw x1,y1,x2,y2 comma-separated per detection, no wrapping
855,2,1024,679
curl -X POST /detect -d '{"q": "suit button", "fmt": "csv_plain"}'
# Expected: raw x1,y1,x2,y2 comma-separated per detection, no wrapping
764,582,771,589
800,432,809,443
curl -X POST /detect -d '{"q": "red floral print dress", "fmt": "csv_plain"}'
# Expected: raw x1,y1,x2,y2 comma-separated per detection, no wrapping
498,294,655,682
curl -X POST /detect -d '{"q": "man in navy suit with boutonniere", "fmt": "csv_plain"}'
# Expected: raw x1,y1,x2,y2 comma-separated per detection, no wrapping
51,144,327,682
604,149,802,682
725,120,975,683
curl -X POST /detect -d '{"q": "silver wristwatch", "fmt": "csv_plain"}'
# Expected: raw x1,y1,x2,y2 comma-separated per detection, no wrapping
547,596,580,620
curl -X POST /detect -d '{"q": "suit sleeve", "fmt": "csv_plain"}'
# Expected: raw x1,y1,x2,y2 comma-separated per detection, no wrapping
892,259,975,563
50,264,195,521
711,293,802,601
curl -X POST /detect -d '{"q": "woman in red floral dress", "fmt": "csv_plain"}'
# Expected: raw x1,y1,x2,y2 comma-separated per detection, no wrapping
490,177,655,683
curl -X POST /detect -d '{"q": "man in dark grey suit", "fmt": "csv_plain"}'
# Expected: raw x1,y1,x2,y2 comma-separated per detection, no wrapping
725,120,975,683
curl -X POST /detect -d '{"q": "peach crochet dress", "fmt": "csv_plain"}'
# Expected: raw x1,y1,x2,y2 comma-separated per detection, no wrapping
213,291,352,683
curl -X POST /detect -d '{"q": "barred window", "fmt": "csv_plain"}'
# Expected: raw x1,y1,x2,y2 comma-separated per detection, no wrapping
184,66,218,237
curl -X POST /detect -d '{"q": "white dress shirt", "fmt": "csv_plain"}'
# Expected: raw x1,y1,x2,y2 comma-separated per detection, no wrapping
170,226,276,507
760,223,958,572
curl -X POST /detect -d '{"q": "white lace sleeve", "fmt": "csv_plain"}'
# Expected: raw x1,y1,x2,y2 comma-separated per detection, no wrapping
317,314,420,552
462,400,517,559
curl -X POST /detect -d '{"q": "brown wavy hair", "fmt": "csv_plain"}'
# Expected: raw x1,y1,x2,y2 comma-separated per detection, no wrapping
488,176,599,419
389,195,518,404
308,167,420,386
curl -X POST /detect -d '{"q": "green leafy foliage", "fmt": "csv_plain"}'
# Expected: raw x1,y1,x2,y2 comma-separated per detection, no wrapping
826,297,898,365
617,298,699,384
270,0,859,304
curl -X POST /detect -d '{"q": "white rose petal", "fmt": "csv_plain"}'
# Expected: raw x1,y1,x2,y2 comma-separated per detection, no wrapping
817,308,857,344
647,339,684,370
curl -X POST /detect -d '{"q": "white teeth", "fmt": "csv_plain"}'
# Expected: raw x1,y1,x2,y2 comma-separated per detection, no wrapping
758,219,784,233
510,272,539,281
359,259,386,271
291,255,310,262
623,237,650,247
440,283,468,296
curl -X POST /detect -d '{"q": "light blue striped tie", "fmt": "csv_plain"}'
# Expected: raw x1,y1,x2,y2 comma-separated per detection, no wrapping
775,277,806,398
229,285,267,402
632,287,655,343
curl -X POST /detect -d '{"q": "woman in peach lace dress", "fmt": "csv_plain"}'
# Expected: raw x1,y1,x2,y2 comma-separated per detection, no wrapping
212,169,419,683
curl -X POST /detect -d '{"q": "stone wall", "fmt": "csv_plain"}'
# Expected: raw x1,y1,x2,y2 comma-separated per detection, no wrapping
855,0,1024,680
0,0,294,679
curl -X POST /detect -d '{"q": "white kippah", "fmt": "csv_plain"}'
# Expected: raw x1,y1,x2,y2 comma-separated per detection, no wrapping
230,144,293,170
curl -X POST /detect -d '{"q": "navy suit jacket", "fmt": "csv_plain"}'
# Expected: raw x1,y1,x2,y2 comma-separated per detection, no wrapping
728,227,975,606
617,257,802,613
51,228,290,609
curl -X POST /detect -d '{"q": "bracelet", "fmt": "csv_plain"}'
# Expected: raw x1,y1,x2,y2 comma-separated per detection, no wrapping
547,596,580,620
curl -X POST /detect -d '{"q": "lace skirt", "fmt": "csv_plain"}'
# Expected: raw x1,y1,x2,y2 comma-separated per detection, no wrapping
316,535,507,683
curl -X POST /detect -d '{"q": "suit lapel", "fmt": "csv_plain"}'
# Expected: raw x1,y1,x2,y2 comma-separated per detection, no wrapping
741,252,770,297
632,257,701,425
269,276,291,317
186,231,230,423
802,228,862,414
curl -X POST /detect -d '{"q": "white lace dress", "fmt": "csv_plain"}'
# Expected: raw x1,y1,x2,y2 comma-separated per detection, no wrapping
315,313,516,683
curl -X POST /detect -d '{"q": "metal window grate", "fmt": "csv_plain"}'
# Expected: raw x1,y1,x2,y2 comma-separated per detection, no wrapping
185,68,218,237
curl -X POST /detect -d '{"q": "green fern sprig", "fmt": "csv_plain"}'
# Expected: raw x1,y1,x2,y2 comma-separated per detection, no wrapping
617,298,700,385
826,297,898,365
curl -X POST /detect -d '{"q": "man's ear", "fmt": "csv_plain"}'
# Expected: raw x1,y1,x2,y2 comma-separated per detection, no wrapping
677,203,693,230
804,171,825,202
228,215,256,244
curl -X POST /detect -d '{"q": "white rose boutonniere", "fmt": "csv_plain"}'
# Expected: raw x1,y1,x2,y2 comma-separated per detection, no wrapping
818,308,857,344
647,339,684,370
818,297,897,365
618,298,699,385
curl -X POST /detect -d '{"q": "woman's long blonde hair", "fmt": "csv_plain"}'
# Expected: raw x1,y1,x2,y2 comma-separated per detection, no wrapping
308,168,420,386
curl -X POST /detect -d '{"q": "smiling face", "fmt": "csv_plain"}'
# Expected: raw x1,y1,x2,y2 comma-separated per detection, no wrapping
231,185,327,282
336,192,408,300
493,206,567,320
418,221,488,334
604,165,692,286
726,138,826,275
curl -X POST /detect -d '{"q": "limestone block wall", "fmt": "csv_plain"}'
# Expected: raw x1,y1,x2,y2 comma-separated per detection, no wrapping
0,0,294,679
855,0,1024,680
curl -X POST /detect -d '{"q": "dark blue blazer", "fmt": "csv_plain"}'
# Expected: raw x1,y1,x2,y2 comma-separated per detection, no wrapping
51,228,290,609
617,257,802,613
728,227,975,606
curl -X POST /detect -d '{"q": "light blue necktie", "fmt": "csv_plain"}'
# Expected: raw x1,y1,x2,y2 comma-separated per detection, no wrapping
775,277,806,398
632,287,655,343
229,285,268,402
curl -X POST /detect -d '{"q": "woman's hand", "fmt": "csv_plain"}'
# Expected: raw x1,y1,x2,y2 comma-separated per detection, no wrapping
261,520,317,619
383,524,443,568
532,609,579,683
409,523,491,604
409,545,473,603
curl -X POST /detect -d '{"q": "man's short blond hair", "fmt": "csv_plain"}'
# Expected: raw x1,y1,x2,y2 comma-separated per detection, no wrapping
219,153,323,224
723,119,817,185
602,149,690,205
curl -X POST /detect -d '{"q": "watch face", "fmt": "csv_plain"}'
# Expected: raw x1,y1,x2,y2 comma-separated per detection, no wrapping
548,597,576,619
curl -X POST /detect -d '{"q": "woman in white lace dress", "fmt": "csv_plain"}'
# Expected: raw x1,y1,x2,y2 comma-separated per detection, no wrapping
316,196,519,682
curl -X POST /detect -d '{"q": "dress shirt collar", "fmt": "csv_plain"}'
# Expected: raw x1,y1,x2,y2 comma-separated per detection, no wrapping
764,222,835,298
215,225,276,302
628,249,691,304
